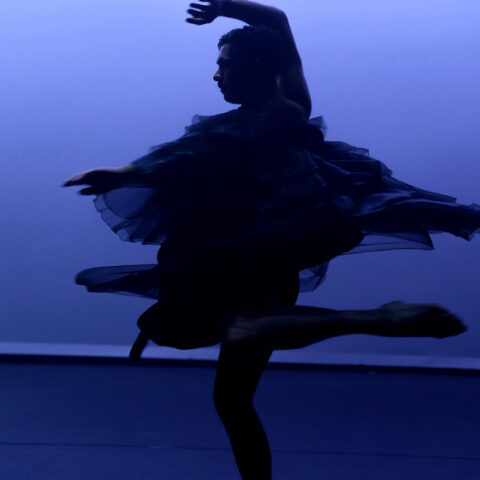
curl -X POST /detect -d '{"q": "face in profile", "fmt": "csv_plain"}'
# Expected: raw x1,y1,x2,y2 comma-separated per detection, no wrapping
214,44,276,106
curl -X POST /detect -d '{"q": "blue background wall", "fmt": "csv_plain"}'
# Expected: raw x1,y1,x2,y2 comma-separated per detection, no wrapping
1,1,479,360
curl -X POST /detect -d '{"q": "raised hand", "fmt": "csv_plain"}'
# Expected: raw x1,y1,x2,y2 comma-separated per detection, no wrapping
63,167,132,195
186,0,221,25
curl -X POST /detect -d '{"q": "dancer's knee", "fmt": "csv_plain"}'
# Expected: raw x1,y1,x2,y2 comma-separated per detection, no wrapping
213,383,253,422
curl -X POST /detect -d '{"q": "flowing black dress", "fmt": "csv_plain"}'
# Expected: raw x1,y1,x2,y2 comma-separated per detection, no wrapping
76,104,480,348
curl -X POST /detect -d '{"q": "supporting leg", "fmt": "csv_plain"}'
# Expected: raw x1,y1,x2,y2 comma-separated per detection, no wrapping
213,342,273,480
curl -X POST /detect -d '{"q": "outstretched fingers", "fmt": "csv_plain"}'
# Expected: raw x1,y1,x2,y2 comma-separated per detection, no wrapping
63,174,86,187
193,0,219,6
63,173,94,188
63,170,100,187
190,2,209,11
187,8,205,18
186,18,211,25
63,168,124,195
78,186,104,196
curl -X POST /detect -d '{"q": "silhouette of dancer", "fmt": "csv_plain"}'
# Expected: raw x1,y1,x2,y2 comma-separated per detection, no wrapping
64,2,476,478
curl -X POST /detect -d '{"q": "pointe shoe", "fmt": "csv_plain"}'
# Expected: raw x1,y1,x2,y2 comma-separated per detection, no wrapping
380,301,467,339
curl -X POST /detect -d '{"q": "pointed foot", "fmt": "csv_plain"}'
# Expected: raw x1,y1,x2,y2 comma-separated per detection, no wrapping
380,301,467,339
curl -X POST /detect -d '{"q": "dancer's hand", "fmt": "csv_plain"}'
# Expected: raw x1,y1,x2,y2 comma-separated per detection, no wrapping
63,166,137,195
186,1,223,25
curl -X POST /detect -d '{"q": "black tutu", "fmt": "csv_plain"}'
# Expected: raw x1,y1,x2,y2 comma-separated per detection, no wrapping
76,104,480,348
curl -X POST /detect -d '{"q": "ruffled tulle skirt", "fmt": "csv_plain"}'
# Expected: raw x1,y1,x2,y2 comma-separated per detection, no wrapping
75,107,480,348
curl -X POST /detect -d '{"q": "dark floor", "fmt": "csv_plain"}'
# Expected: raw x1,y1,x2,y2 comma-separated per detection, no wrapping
0,357,479,479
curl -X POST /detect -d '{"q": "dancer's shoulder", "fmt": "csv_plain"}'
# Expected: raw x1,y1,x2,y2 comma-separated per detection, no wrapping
269,95,310,121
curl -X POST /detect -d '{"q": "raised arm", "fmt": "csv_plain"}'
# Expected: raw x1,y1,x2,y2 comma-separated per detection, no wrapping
187,1,312,117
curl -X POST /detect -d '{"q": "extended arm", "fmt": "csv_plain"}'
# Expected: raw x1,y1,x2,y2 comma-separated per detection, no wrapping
187,1,312,117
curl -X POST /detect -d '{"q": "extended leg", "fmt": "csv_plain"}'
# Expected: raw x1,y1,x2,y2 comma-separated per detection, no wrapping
213,342,273,480
225,301,467,349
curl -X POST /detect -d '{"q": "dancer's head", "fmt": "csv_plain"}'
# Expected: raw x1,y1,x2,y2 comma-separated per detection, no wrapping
215,26,286,106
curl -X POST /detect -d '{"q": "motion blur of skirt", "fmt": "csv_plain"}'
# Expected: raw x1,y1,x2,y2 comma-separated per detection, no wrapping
78,216,360,349
75,104,480,349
